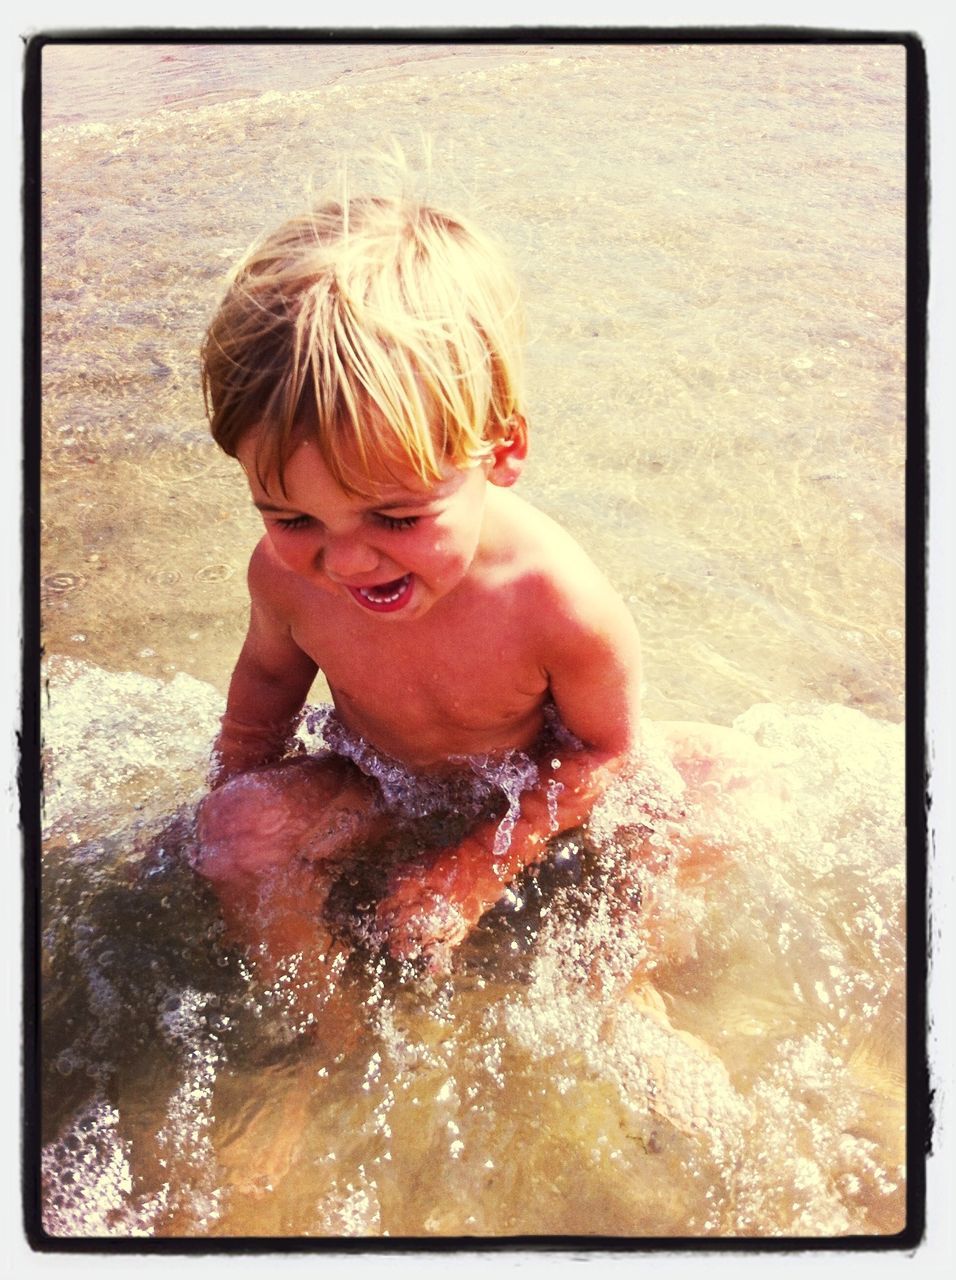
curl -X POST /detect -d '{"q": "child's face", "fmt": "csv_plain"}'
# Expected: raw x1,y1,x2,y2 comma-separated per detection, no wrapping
237,430,509,622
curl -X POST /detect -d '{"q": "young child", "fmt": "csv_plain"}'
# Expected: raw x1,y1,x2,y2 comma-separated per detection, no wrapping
195,192,646,970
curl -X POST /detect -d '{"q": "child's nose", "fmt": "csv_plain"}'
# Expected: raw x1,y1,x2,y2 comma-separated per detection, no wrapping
322,532,380,579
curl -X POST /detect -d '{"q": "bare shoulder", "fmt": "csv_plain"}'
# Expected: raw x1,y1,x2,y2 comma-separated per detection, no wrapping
499,493,638,656
247,536,309,620
493,492,641,750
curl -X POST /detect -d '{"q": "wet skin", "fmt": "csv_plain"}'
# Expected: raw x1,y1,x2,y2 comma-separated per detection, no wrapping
198,424,644,965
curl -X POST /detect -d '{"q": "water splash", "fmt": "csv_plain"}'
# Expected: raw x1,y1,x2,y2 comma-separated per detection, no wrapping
42,1098,166,1238
42,655,221,837
40,661,905,1237
303,702,545,851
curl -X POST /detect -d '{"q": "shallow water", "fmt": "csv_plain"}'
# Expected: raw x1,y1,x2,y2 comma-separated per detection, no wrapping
38,41,907,1240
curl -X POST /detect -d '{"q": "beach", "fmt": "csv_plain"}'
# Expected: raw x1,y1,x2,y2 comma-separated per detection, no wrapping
37,39,908,1240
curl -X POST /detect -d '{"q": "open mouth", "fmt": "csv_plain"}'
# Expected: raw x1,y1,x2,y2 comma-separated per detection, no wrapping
347,574,414,613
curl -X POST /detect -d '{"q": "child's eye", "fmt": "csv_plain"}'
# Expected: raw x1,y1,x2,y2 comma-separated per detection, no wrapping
376,514,419,531
275,515,311,530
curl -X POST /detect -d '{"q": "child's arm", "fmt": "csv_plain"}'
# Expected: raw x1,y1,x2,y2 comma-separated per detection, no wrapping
210,540,319,787
377,580,642,965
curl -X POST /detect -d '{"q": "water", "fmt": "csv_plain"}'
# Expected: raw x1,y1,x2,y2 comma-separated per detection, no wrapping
38,41,907,1239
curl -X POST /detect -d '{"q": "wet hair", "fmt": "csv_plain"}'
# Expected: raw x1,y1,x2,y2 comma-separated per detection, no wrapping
201,195,525,496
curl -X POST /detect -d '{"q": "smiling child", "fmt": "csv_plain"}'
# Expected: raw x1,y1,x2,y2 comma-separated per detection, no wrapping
195,193,646,968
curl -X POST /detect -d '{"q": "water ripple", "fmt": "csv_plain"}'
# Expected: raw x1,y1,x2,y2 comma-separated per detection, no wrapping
43,571,84,595
194,563,234,583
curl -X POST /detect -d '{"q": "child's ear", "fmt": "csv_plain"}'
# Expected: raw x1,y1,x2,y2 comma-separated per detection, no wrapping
488,415,528,488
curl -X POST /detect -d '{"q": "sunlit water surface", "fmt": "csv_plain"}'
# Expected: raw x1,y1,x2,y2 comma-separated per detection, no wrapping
40,42,906,1239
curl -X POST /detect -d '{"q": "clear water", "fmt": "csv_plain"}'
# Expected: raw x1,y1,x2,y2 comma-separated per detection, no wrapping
39,42,907,1239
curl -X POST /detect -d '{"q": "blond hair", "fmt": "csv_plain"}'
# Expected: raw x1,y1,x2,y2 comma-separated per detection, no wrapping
201,196,524,496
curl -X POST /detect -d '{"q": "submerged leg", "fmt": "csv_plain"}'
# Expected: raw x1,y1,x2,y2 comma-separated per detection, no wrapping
654,720,791,812
616,721,794,974
193,755,390,1017
195,754,388,883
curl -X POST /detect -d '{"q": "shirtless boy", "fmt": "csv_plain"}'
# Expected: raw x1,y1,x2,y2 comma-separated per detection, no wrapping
195,194,684,969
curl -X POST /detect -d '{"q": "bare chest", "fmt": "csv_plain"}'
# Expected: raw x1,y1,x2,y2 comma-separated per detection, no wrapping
289,592,548,763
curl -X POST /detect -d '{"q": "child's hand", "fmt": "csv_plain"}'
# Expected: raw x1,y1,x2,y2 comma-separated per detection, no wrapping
374,834,496,971
372,747,623,970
